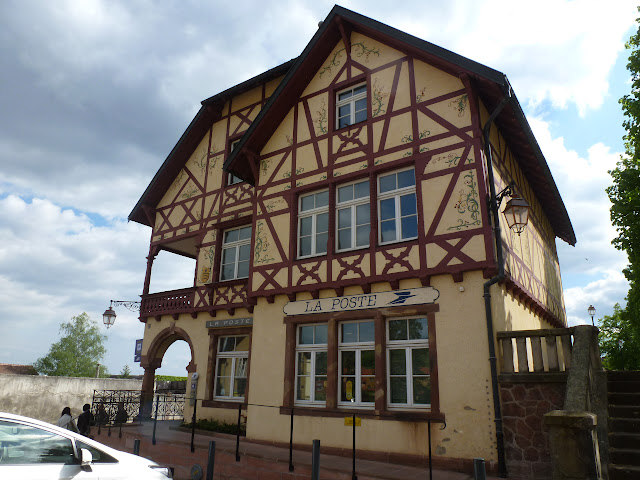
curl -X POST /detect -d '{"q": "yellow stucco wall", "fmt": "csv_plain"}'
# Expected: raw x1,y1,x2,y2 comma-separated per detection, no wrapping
243,272,497,460
479,102,566,325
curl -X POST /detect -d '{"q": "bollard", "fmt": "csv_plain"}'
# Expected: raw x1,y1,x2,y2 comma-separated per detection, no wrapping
288,408,294,472
473,458,487,480
427,420,432,480
311,439,320,480
133,439,140,456
235,403,242,462
352,413,357,480
191,398,197,453
205,441,216,480
152,394,159,446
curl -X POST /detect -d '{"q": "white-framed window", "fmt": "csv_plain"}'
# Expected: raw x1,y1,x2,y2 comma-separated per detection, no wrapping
336,83,367,129
298,190,329,258
336,179,370,251
295,324,328,405
378,167,418,244
338,320,375,406
386,317,430,408
220,225,251,281
214,335,249,400
227,139,243,185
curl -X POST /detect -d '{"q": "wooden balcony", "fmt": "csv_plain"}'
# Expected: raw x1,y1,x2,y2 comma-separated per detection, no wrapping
497,327,575,380
140,288,195,320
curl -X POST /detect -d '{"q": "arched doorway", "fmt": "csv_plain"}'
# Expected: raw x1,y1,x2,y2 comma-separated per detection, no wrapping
140,325,196,419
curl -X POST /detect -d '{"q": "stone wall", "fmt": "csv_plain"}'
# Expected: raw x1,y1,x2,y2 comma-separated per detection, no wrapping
0,374,142,423
500,380,566,480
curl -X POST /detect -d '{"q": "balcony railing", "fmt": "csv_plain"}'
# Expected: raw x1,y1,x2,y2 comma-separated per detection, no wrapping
497,327,575,374
140,288,195,318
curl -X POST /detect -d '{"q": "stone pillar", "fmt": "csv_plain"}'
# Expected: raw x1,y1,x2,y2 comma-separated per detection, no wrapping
139,366,157,420
544,411,602,480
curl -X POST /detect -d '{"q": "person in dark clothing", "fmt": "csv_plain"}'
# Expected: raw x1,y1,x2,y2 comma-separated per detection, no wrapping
77,403,94,436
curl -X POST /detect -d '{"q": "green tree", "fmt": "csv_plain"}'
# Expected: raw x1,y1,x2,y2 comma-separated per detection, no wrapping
34,313,108,377
603,8,640,367
599,304,640,370
119,365,132,378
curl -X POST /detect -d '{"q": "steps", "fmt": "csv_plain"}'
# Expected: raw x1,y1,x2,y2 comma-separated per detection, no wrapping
608,371,640,480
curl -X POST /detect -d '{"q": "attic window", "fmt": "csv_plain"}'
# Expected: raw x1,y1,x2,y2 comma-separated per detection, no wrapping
227,139,243,186
336,83,367,129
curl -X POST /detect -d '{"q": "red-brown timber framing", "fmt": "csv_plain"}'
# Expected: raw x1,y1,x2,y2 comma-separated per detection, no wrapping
130,6,574,327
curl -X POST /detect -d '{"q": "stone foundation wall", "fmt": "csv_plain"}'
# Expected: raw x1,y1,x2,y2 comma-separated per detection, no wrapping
500,380,566,480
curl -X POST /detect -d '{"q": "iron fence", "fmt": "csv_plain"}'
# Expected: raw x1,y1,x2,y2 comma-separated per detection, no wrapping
91,389,185,425
152,393,185,420
92,389,141,425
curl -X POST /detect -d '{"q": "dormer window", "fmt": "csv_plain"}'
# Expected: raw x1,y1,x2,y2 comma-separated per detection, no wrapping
227,139,244,186
336,83,367,129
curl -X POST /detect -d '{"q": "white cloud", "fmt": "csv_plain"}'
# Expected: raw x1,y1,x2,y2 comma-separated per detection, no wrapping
378,0,637,115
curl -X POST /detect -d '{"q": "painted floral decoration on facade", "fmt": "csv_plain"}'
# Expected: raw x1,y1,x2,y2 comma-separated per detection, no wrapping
402,129,431,156
193,149,207,173
448,171,481,231
254,221,275,265
260,158,271,177
372,79,389,117
171,169,186,192
318,42,379,78
200,246,215,283
449,95,468,117
315,99,328,134
181,184,199,199
416,87,427,103
285,134,294,146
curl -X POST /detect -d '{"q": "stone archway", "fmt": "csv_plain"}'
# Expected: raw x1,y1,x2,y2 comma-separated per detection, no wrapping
139,324,196,418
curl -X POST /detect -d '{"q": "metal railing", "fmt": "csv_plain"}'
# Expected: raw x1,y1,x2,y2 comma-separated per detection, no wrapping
92,389,141,425
497,327,575,374
151,393,185,420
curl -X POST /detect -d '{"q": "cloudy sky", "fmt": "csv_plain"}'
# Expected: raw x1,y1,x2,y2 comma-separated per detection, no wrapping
0,0,637,377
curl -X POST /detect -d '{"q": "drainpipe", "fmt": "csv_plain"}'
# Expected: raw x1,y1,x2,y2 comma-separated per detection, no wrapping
482,83,512,478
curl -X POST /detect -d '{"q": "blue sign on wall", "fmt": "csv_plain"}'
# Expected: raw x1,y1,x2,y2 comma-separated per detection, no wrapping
134,339,143,363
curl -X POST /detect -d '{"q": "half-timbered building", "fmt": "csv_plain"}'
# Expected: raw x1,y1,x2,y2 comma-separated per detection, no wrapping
129,6,575,472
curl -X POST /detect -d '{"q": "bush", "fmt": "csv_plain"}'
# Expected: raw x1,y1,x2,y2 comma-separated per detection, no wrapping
156,375,187,382
182,418,246,436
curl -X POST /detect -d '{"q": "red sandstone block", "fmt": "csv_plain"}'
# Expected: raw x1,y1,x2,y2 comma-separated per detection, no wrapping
527,387,543,401
512,385,527,401
505,445,523,461
500,388,515,403
503,402,526,417
515,418,534,438
524,414,543,431
514,433,532,450
523,446,540,462
531,432,547,447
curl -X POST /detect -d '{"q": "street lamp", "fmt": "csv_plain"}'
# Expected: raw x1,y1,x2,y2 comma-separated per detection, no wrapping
588,305,596,326
102,300,141,329
494,182,530,235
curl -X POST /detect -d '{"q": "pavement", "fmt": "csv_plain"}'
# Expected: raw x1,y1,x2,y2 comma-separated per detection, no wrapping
98,420,508,480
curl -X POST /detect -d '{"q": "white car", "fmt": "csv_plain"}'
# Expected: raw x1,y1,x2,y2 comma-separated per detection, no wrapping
0,412,172,479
